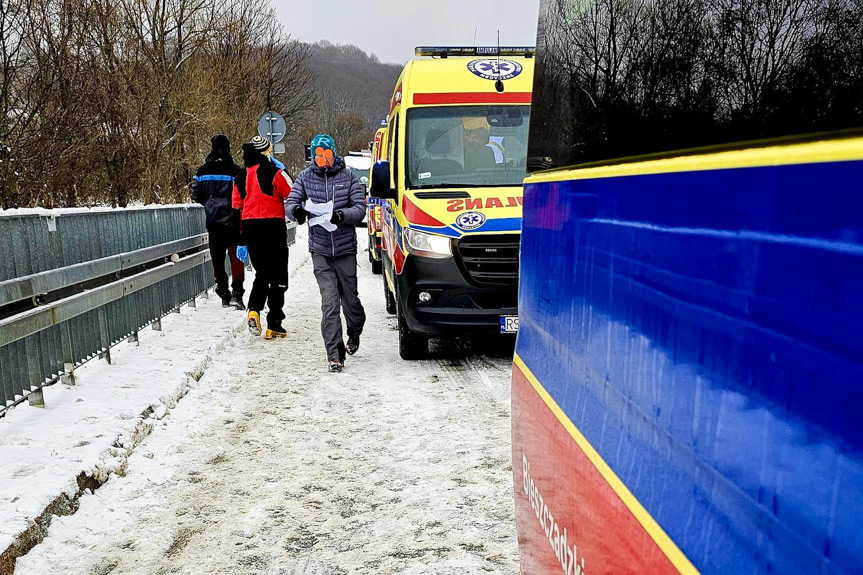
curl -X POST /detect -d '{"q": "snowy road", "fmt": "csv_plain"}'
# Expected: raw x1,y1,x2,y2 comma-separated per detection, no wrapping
14,231,521,575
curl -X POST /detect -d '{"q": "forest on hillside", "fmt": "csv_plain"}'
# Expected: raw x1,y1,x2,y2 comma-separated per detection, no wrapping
294,41,401,158
282,41,401,177
0,0,401,209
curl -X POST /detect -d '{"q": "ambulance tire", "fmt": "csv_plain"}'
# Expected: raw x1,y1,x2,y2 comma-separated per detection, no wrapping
383,274,397,315
369,236,382,274
397,296,428,360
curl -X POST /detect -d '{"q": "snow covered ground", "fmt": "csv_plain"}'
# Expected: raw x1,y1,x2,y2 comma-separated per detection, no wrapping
2,227,521,574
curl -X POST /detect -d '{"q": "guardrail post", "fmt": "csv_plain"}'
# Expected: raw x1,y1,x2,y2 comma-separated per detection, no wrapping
97,308,112,365
60,362,76,386
188,298,196,308
28,387,45,408
128,330,139,345
60,323,76,385
152,318,162,331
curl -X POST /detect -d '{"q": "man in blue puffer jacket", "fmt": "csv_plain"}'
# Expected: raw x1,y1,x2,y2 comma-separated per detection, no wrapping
287,134,367,373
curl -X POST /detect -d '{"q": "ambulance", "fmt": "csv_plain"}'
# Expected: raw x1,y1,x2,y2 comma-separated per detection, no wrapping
366,126,388,274
371,46,534,359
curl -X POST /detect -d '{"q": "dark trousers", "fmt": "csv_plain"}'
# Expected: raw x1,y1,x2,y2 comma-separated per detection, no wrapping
243,219,289,327
209,228,245,295
312,253,366,361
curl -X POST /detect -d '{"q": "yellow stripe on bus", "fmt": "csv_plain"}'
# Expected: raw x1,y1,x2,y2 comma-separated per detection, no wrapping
513,353,702,575
525,135,863,184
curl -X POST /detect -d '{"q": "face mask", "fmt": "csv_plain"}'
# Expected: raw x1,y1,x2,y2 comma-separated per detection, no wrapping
314,147,334,168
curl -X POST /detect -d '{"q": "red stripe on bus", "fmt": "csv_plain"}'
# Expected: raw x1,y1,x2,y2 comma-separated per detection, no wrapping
413,92,532,105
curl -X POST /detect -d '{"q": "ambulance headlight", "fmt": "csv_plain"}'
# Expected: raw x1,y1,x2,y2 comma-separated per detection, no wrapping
404,229,452,259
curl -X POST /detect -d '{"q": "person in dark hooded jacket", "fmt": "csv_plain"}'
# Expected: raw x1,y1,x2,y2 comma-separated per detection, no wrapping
232,140,293,340
191,135,245,309
286,134,366,373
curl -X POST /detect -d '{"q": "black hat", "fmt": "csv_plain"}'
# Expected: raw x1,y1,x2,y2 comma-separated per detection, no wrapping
211,134,230,154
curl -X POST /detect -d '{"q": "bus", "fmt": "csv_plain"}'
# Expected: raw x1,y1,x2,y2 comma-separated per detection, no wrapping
512,1,863,574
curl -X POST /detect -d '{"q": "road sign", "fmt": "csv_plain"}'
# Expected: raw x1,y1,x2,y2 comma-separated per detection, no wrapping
257,111,286,145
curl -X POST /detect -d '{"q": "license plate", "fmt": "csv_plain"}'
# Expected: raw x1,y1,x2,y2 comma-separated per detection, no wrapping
500,315,519,333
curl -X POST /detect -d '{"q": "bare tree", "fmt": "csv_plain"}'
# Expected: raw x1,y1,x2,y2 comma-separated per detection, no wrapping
0,0,362,208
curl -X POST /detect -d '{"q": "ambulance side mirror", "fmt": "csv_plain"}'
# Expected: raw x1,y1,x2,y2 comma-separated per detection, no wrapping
371,161,397,200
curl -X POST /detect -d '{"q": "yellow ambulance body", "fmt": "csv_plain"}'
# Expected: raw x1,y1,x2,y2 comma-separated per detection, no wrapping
370,47,535,359
366,126,389,274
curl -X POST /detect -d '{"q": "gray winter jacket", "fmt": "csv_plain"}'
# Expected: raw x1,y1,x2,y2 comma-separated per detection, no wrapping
286,158,366,257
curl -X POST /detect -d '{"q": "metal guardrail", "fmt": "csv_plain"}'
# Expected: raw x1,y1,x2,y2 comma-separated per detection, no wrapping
0,234,209,307
0,206,213,414
0,207,205,281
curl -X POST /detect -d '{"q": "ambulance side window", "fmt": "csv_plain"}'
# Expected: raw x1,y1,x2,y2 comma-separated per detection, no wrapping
390,115,400,193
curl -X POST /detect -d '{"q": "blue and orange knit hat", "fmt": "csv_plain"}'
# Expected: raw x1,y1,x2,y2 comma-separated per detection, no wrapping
311,134,337,167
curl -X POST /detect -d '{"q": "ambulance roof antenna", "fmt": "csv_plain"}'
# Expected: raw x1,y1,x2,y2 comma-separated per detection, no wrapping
495,30,505,93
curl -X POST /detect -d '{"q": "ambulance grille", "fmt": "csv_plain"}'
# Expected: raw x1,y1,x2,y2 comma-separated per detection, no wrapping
456,234,520,287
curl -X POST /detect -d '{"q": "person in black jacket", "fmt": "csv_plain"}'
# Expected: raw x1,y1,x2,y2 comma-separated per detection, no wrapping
191,135,245,309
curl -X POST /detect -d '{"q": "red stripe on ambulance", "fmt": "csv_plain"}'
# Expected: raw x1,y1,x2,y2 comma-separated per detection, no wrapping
413,92,532,105
511,363,683,575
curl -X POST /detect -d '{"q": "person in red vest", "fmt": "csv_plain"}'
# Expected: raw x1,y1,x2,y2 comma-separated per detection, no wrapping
232,139,293,339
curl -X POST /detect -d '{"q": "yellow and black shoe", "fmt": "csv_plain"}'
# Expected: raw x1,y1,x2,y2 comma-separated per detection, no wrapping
247,311,262,336
264,325,287,340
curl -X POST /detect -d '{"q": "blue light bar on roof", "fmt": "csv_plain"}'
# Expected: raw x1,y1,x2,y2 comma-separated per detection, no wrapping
415,46,536,58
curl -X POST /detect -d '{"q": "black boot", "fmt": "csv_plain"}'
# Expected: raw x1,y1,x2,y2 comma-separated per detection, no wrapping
346,334,360,355
229,291,245,310
216,287,231,307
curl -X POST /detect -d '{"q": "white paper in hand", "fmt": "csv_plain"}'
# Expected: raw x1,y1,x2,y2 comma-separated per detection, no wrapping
305,198,333,216
305,199,337,232
309,214,337,232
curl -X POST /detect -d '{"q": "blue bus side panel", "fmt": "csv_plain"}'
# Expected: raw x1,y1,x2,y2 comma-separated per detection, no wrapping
516,160,863,575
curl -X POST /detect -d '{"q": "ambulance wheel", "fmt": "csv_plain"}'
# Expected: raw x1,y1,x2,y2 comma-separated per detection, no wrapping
397,299,428,360
383,275,397,315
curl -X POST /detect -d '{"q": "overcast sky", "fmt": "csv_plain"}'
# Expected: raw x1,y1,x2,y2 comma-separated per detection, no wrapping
272,0,541,65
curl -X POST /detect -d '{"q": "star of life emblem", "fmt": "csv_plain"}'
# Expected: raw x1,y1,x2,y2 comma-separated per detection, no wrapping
455,211,487,230
467,59,523,81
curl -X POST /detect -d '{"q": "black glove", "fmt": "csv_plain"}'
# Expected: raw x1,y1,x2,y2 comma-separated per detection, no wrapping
293,206,311,225
330,210,345,225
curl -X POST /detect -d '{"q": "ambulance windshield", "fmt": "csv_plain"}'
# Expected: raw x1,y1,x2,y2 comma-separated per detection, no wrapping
406,106,530,188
